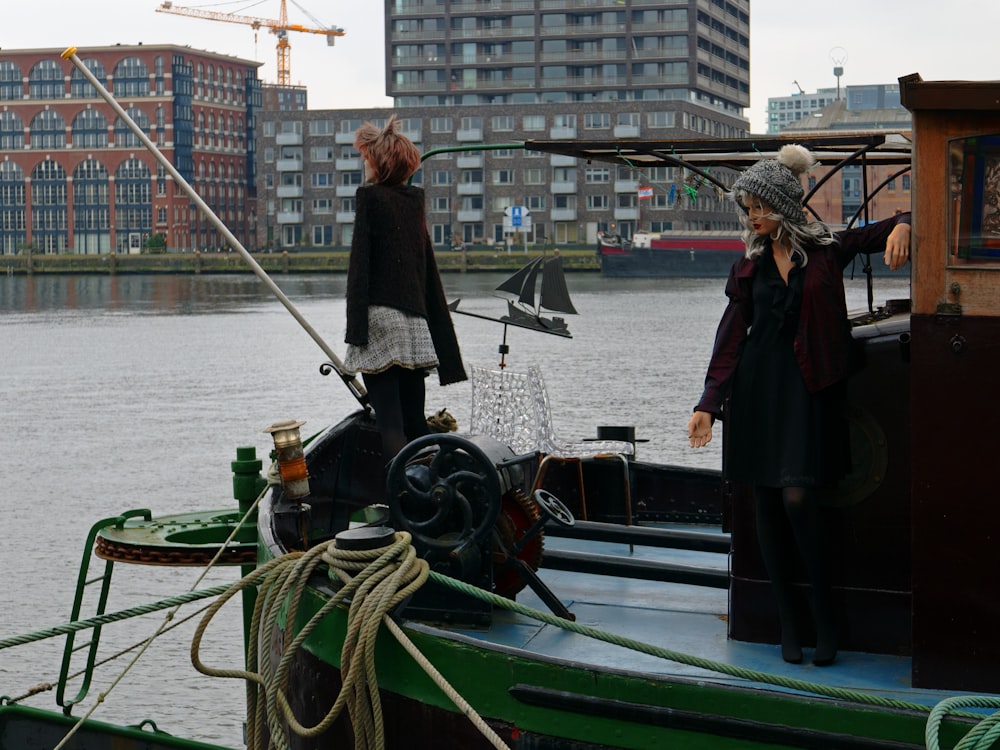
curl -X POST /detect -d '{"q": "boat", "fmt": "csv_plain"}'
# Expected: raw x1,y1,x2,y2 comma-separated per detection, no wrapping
598,229,746,278
5,63,1000,750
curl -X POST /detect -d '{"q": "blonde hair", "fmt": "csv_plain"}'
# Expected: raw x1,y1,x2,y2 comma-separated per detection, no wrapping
354,114,421,186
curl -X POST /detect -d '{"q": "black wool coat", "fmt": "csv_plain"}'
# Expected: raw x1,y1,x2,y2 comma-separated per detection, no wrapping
345,183,467,385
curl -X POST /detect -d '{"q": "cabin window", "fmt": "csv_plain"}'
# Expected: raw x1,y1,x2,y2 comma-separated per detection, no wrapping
948,133,1000,265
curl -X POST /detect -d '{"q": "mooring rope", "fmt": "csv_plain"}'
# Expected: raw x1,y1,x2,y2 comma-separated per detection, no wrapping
926,696,1000,750
192,531,511,750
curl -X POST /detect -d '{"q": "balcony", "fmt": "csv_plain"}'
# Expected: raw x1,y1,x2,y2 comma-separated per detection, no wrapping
336,185,360,197
550,180,576,194
336,157,362,170
457,209,484,222
276,159,302,172
336,211,356,224
613,124,640,138
550,208,577,221
549,154,576,167
276,211,303,224
614,207,639,221
457,182,484,195
614,179,639,193
456,153,483,168
456,127,483,142
275,132,303,146
549,126,577,139
277,185,303,198
335,132,356,144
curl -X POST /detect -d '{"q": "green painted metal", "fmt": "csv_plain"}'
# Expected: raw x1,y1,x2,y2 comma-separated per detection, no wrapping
231,445,265,660
0,703,228,749
56,511,139,712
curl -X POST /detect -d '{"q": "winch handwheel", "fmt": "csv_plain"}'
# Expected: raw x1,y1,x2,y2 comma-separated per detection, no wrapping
386,434,503,553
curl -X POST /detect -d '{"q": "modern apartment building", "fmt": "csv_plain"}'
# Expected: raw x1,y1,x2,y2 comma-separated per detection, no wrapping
257,0,752,250
0,45,261,255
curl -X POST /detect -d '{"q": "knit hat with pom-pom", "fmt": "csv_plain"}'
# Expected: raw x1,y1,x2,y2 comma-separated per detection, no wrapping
731,144,815,224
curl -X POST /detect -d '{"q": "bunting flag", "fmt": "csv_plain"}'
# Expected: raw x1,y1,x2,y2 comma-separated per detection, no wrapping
637,186,653,199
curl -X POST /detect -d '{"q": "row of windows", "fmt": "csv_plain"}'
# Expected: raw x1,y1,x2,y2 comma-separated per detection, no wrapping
0,57,254,102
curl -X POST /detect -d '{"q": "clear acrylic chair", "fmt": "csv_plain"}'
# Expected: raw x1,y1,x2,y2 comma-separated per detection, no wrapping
469,364,633,521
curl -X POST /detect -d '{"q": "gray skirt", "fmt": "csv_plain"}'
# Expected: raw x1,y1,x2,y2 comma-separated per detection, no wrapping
343,305,438,375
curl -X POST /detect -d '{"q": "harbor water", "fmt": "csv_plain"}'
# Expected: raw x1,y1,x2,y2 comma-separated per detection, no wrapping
0,269,908,747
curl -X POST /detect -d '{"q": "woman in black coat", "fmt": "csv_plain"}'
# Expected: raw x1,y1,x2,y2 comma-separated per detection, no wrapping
688,144,910,666
344,115,466,459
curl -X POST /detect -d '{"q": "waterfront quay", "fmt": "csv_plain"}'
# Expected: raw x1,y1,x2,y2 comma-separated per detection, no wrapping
2,247,600,276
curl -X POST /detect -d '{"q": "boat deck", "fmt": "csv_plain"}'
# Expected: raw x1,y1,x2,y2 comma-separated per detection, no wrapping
447,528,980,711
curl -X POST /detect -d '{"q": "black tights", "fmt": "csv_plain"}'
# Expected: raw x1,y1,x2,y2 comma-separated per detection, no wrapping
754,485,837,665
363,366,430,460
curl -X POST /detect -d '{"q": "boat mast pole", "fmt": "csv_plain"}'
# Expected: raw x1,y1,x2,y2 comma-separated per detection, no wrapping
61,47,368,408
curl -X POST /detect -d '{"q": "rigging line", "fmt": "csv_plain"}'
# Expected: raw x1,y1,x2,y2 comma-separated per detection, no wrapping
4,602,216,705
60,47,368,408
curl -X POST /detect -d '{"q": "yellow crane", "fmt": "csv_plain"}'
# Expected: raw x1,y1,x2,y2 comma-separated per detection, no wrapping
156,0,344,86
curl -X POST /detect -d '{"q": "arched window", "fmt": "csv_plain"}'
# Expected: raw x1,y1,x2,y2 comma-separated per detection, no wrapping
0,61,23,101
115,158,152,253
70,59,107,98
28,60,64,99
72,109,108,148
30,110,67,149
0,161,27,255
114,107,150,148
74,159,111,254
31,160,68,253
112,57,150,97
0,111,24,150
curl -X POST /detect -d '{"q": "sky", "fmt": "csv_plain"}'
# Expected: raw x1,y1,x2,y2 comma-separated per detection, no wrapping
5,0,999,133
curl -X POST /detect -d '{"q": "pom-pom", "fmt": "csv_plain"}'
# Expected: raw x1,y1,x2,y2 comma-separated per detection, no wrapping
776,144,814,177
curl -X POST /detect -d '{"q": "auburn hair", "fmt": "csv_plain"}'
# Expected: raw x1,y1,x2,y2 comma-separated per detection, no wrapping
353,115,421,186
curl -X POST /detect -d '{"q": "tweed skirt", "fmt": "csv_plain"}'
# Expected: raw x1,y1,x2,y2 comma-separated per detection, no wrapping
343,305,438,375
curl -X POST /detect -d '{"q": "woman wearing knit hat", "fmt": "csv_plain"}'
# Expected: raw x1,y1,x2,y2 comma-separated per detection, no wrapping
344,115,466,460
687,144,911,666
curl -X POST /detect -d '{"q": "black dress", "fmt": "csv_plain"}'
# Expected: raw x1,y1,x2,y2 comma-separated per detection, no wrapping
725,250,849,488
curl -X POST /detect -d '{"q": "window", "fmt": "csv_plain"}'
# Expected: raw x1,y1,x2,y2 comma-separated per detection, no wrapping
30,110,67,149
584,113,610,130
312,225,333,245
280,120,303,134
492,169,514,185
523,168,545,185
112,57,150,97
431,196,450,212
491,115,514,131
311,173,334,187
647,111,675,128
309,119,334,135
585,168,610,183
431,117,453,133
71,59,107,99
586,194,609,209
28,60,64,99
309,146,334,161
526,195,545,211
431,170,453,185
523,115,545,131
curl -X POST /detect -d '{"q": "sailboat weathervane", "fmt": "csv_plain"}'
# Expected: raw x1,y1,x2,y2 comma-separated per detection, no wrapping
448,254,578,366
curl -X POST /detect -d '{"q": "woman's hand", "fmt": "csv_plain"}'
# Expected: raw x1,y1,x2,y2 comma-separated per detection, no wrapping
688,411,714,448
884,222,911,271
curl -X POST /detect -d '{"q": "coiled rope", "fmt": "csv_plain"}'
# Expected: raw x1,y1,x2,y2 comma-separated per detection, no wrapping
926,696,1000,750
191,531,510,750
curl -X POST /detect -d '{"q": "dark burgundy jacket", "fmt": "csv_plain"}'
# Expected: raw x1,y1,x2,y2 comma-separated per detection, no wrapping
345,183,467,385
694,213,910,418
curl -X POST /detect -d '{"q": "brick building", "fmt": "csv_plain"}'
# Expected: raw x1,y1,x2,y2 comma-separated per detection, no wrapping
0,44,261,255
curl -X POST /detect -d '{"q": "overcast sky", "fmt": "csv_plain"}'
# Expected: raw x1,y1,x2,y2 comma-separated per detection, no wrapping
6,1,998,133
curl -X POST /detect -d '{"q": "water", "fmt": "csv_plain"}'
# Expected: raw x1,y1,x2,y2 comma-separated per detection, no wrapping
0,270,908,746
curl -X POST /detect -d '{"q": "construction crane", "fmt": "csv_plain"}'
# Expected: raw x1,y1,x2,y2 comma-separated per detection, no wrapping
156,0,344,86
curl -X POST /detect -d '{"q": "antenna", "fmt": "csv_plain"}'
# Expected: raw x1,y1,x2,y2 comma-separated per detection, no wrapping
830,47,848,100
